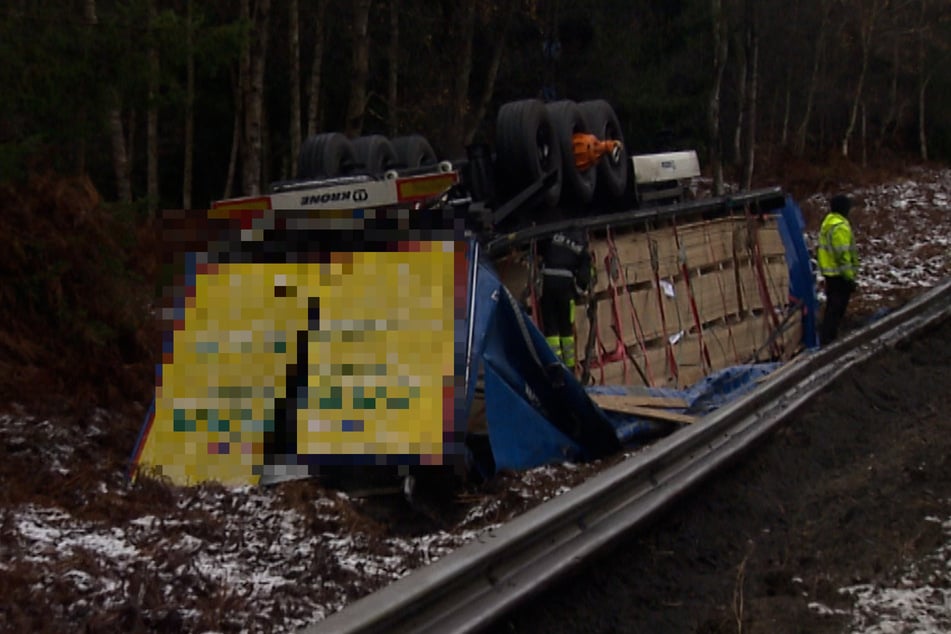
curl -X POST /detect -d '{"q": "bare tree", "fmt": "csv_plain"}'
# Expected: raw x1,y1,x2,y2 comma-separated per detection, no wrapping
387,0,400,137
732,28,747,166
223,68,241,198
241,0,272,196
344,0,372,138
305,0,330,138
708,0,730,195
443,0,477,157
146,0,160,215
107,94,133,203
224,0,250,198
464,3,517,148
85,0,133,203
794,0,832,156
841,0,886,158
183,0,195,208
742,0,758,190
914,0,950,161
288,0,301,170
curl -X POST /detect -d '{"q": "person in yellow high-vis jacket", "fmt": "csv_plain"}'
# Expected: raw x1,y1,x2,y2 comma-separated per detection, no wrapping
540,227,591,371
817,194,858,345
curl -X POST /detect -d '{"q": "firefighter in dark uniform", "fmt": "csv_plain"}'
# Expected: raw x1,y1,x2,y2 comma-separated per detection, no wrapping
539,227,592,371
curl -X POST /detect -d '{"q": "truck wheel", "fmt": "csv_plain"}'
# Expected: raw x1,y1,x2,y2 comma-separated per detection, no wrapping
392,135,438,168
546,100,597,205
578,99,628,201
353,135,399,175
298,132,357,179
495,99,562,209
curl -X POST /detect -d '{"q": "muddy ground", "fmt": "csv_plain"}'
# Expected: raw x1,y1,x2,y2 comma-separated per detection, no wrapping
1,166,949,632
493,316,951,633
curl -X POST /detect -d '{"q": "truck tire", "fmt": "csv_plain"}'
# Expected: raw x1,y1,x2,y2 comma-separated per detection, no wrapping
578,99,628,201
298,132,357,179
392,135,438,168
495,99,562,209
353,135,399,175
546,100,597,205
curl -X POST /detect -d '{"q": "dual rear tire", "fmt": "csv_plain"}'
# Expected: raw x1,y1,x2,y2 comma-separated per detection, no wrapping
297,133,438,179
296,98,628,212
495,98,629,210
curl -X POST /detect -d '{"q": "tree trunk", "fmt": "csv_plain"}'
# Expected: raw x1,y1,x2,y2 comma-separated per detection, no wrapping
842,0,882,158
918,78,929,161
126,109,136,182
387,0,400,137
465,3,516,147
288,0,301,175
876,40,901,152
86,0,131,202
241,0,271,196
732,31,747,166
916,0,932,162
443,0,477,157
861,102,867,168
794,0,831,156
108,90,133,203
83,0,97,24
344,0,372,138
227,0,251,197
224,69,243,198
146,0,160,215
780,71,791,148
708,0,729,196
742,4,758,190
306,0,330,138
183,0,195,209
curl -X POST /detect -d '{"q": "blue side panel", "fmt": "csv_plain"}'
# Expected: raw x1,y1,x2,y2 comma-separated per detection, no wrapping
484,363,583,470
777,196,820,349
480,265,622,463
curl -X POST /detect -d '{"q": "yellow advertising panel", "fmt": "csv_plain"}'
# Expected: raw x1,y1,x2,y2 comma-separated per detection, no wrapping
132,243,462,487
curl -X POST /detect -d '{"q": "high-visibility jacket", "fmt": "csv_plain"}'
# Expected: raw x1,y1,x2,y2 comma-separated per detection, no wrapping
817,212,857,282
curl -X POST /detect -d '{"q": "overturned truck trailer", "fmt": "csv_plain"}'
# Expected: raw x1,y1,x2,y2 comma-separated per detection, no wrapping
129,99,819,488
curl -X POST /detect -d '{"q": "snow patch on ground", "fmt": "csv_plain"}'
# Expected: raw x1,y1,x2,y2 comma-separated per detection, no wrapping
840,513,951,634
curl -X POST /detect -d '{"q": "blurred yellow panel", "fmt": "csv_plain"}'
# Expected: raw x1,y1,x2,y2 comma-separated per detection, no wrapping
135,245,458,487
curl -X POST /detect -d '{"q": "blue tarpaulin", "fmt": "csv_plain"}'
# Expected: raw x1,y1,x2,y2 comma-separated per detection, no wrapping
468,242,621,472
586,363,781,446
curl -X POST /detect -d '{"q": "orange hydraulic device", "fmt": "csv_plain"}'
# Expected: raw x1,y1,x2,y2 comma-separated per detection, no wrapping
572,133,623,171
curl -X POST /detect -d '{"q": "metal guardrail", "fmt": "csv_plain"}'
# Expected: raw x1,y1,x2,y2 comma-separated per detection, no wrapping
301,278,951,634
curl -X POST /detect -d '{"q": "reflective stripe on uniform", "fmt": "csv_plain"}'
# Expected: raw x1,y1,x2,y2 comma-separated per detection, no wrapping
561,336,576,368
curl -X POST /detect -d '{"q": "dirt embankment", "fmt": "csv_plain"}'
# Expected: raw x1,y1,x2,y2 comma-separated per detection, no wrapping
496,317,951,634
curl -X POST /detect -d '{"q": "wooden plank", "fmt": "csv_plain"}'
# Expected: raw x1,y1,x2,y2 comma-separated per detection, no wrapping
756,220,786,257
588,395,698,425
587,393,689,409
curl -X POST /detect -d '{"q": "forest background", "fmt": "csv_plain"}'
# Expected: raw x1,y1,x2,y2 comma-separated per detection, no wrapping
2,0,950,209
0,0,948,415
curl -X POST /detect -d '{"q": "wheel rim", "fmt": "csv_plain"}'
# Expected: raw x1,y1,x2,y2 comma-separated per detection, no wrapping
536,127,552,170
